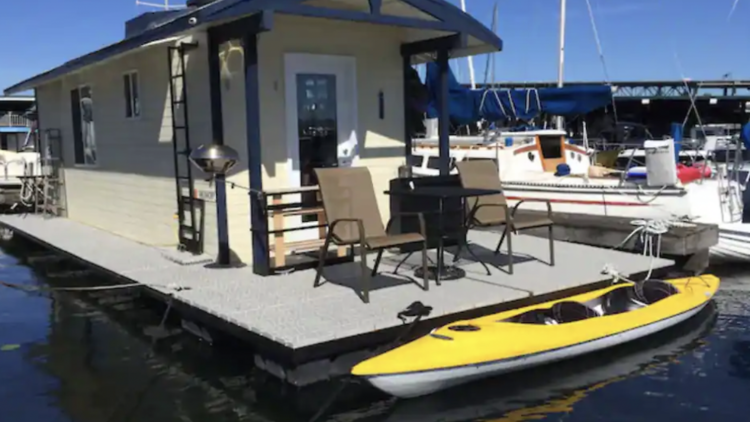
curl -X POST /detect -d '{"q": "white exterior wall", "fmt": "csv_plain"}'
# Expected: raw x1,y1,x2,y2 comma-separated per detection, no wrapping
34,34,219,256
219,15,408,263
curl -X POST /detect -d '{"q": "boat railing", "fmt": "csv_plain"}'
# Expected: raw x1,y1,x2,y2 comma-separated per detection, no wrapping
0,113,32,128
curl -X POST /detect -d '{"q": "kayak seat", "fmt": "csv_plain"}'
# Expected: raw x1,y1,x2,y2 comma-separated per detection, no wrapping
633,280,680,305
551,301,600,323
601,286,644,315
505,308,556,325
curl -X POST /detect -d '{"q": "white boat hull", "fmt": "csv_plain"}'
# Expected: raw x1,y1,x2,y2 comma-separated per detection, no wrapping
712,224,750,262
365,301,709,399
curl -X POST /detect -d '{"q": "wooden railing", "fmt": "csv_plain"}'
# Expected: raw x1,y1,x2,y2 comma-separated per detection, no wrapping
261,185,349,271
0,113,32,127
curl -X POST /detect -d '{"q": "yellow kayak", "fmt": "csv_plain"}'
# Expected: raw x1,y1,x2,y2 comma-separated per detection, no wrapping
352,275,720,398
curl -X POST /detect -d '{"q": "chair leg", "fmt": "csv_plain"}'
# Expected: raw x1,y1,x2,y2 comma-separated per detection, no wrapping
359,246,371,304
314,232,333,288
506,227,514,275
452,225,471,263
494,226,508,255
420,241,429,291
548,225,555,266
371,249,384,277
393,251,414,274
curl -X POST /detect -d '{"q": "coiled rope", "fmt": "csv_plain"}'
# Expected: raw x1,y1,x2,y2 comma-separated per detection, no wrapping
609,218,696,281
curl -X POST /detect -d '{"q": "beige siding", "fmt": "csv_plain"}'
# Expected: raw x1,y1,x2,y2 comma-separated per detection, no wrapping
220,15,408,263
34,34,218,255
31,14,412,266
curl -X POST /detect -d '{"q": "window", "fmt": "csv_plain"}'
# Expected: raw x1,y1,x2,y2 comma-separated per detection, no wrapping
538,135,563,159
123,71,140,118
71,85,97,166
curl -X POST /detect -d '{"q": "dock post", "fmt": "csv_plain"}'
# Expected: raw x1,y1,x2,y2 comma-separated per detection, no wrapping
207,32,231,266
436,48,450,176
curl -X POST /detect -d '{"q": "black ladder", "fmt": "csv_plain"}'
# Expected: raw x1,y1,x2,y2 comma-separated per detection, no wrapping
167,43,203,254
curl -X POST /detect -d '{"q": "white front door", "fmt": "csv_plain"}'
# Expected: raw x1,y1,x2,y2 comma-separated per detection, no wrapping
284,53,359,242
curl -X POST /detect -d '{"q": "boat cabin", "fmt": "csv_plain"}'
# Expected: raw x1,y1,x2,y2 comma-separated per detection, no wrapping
411,128,591,179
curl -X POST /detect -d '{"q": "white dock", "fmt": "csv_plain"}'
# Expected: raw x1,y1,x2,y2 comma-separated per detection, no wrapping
0,214,673,351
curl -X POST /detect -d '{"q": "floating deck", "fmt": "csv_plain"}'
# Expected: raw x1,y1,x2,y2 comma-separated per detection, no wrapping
0,214,674,380
519,211,719,272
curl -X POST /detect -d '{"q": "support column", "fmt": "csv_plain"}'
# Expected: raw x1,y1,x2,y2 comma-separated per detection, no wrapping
402,54,413,168
436,49,451,176
207,31,231,266
242,32,269,275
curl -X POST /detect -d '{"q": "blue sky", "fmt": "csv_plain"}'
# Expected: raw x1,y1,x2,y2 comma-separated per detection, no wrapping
1,0,748,94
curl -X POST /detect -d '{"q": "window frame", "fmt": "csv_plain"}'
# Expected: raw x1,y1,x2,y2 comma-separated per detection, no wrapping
123,70,141,119
72,83,98,168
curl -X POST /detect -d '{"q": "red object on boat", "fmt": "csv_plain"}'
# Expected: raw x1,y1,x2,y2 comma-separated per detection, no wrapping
676,163,712,184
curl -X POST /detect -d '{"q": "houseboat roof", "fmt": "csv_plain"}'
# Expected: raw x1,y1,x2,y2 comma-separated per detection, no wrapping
0,96,34,103
0,96,36,114
4,0,503,95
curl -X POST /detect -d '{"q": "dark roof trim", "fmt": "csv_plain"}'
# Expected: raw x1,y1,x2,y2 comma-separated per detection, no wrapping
4,0,502,95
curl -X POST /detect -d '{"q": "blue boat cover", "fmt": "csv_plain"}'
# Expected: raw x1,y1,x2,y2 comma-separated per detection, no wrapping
424,62,614,125
740,122,750,150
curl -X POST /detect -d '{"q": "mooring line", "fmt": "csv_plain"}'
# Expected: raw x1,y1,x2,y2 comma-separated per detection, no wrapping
0,280,191,293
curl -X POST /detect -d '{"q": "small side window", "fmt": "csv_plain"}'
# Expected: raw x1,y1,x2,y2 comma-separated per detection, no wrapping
123,71,140,118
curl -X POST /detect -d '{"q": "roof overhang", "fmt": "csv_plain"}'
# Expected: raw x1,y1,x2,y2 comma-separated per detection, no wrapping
4,0,502,95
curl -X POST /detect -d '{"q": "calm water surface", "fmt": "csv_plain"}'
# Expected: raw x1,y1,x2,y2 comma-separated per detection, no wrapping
1,239,750,422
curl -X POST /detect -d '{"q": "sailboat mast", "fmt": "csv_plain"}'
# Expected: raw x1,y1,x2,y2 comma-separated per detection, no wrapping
459,0,477,89
556,0,566,129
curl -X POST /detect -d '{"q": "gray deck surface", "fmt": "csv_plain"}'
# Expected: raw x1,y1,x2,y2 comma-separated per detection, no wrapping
0,214,673,349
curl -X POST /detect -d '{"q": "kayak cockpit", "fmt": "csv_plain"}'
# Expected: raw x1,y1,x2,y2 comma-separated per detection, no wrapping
499,280,681,325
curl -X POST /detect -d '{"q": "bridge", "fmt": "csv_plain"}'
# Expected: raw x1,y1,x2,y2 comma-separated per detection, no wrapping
471,79,750,100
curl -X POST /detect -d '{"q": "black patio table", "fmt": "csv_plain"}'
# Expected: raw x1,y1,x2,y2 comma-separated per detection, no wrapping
384,185,502,285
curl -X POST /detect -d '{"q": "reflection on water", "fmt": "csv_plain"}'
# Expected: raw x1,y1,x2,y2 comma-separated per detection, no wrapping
1,239,750,422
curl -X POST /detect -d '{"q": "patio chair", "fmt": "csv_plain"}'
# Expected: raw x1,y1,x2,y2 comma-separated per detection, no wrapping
454,159,555,274
313,167,429,303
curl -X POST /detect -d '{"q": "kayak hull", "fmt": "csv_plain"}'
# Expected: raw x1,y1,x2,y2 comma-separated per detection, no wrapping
365,300,708,399
353,275,719,399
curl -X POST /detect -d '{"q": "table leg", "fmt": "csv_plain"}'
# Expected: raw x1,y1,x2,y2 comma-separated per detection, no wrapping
436,197,444,285
413,196,467,283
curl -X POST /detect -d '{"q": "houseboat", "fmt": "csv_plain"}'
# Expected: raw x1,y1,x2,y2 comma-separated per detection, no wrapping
0,96,44,208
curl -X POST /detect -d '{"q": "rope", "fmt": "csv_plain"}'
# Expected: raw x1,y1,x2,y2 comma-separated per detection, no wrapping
0,280,190,293
608,218,695,281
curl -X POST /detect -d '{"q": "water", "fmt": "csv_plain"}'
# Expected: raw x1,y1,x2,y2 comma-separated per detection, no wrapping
2,238,750,422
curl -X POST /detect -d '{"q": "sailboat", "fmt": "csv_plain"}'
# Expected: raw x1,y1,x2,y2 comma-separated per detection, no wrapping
409,0,750,262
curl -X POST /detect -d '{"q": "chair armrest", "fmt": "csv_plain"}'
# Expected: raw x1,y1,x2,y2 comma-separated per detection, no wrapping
329,218,366,245
510,199,553,219
386,212,427,238
466,202,510,227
